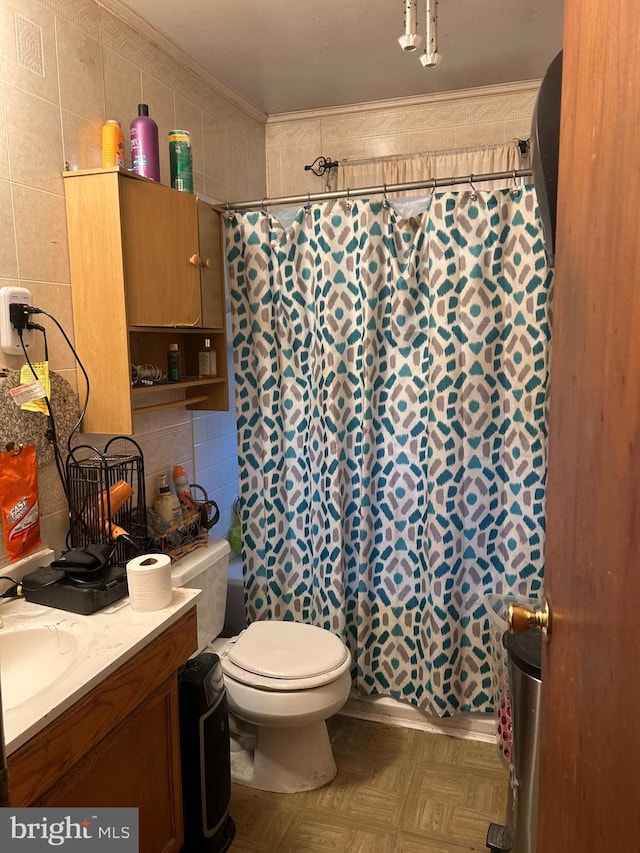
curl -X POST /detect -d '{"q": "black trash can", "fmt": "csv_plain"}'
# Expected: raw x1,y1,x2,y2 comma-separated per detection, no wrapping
487,628,543,853
178,653,235,852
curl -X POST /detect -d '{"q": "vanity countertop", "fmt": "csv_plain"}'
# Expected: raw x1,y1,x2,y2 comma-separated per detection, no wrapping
0,587,200,756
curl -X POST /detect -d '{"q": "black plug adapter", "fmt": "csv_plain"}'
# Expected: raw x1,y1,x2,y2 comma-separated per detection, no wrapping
9,302,32,333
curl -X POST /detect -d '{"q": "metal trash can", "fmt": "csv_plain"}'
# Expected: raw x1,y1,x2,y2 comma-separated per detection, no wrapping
487,628,543,853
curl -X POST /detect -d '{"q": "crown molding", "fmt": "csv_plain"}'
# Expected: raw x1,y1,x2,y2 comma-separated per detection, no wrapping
97,0,267,123
267,79,542,125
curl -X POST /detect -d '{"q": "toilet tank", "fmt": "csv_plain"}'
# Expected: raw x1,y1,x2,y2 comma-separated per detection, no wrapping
170,537,230,652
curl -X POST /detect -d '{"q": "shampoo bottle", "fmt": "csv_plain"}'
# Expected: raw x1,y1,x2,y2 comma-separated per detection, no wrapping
153,473,182,526
130,104,160,181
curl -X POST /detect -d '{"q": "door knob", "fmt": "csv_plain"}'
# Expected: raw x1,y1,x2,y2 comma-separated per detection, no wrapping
201,258,211,269
189,253,201,266
507,598,551,641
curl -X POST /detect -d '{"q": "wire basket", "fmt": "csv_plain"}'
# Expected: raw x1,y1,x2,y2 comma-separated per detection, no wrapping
65,437,148,567
146,484,219,561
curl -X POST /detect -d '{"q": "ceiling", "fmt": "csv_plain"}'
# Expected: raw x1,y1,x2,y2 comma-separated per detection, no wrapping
117,0,564,116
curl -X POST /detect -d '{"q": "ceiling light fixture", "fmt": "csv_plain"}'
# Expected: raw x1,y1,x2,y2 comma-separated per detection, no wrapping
398,0,422,52
420,0,442,68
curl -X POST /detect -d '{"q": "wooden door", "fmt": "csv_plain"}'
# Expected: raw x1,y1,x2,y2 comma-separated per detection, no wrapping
538,0,640,849
120,175,202,327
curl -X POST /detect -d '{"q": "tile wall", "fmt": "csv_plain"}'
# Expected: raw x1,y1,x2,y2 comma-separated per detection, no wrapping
0,0,266,567
265,83,539,198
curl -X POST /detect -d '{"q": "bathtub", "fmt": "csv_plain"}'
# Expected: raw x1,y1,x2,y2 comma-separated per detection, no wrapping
223,552,247,636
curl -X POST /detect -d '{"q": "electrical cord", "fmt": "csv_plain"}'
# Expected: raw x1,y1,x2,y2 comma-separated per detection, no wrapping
11,302,102,553
19,329,70,502
13,305,91,512
27,308,93,551
27,307,90,453
0,575,21,598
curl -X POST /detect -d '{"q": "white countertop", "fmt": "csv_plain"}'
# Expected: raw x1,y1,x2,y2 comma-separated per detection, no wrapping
0,587,201,756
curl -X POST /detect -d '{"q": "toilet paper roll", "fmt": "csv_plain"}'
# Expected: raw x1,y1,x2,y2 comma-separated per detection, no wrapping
126,553,173,612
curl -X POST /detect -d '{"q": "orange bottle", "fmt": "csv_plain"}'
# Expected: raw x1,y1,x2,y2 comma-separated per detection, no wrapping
102,119,125,168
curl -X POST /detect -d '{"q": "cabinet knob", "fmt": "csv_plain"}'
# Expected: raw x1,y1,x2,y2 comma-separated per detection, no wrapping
201,258,211,269
189,253,201,266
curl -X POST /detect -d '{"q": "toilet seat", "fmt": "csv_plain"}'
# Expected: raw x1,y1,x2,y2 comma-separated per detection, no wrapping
221,621,351,691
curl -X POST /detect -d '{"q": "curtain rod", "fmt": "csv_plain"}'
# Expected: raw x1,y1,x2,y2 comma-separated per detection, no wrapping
216,168,533,213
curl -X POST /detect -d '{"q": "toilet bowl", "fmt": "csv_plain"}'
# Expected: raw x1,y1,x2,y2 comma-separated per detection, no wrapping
171,538,352,793
219,620,352,792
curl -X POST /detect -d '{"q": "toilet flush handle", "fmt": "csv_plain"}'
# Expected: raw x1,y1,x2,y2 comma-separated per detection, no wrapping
507,598,552,641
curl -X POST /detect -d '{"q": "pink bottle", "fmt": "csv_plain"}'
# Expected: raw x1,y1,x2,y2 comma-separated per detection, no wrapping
130,103,160,181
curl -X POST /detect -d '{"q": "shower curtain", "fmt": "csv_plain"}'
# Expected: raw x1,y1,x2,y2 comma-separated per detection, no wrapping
226,187,552,716
337,140,523,194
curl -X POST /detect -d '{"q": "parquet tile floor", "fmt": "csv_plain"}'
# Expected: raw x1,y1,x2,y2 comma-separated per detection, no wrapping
229,714,508,852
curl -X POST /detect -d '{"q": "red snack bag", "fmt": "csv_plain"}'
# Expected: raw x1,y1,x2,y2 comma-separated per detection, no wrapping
0,444,42,562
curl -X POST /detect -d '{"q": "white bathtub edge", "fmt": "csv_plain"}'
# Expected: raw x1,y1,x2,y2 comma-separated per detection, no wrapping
339,692,497,743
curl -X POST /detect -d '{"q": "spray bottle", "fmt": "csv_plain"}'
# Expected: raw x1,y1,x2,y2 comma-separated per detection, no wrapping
173,465,196,516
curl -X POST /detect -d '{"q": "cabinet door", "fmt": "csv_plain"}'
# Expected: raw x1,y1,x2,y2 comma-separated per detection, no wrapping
120,177,202,327
35,677,184,853
198,201,226,330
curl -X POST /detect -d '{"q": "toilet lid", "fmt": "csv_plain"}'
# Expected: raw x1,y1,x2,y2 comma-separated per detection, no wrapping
226,621,350,685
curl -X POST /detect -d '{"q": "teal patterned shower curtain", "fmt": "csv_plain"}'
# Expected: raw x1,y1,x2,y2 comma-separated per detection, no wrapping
226,188,552,716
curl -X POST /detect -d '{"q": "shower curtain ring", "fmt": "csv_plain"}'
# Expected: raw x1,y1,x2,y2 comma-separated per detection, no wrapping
468,174,478,201
345,187,352,211
225,201,232,221
383,184,390,208
511,169,521,197
305,192,312,215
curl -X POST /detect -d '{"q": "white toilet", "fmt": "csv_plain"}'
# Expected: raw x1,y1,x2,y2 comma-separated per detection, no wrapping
171,537,352,793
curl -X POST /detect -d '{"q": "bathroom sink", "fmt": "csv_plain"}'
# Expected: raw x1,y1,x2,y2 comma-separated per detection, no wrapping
0,626,79,711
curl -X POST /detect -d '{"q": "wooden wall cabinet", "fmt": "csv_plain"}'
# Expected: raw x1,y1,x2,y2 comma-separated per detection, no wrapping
63,168,229,434
7,608,197,853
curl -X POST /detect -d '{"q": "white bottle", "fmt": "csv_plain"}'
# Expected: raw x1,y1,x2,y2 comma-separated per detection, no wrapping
198,338,216,378
153,473,182,526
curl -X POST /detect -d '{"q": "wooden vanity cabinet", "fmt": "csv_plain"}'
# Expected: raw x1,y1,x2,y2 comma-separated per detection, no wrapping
63,168,229,434
7,608,197,853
